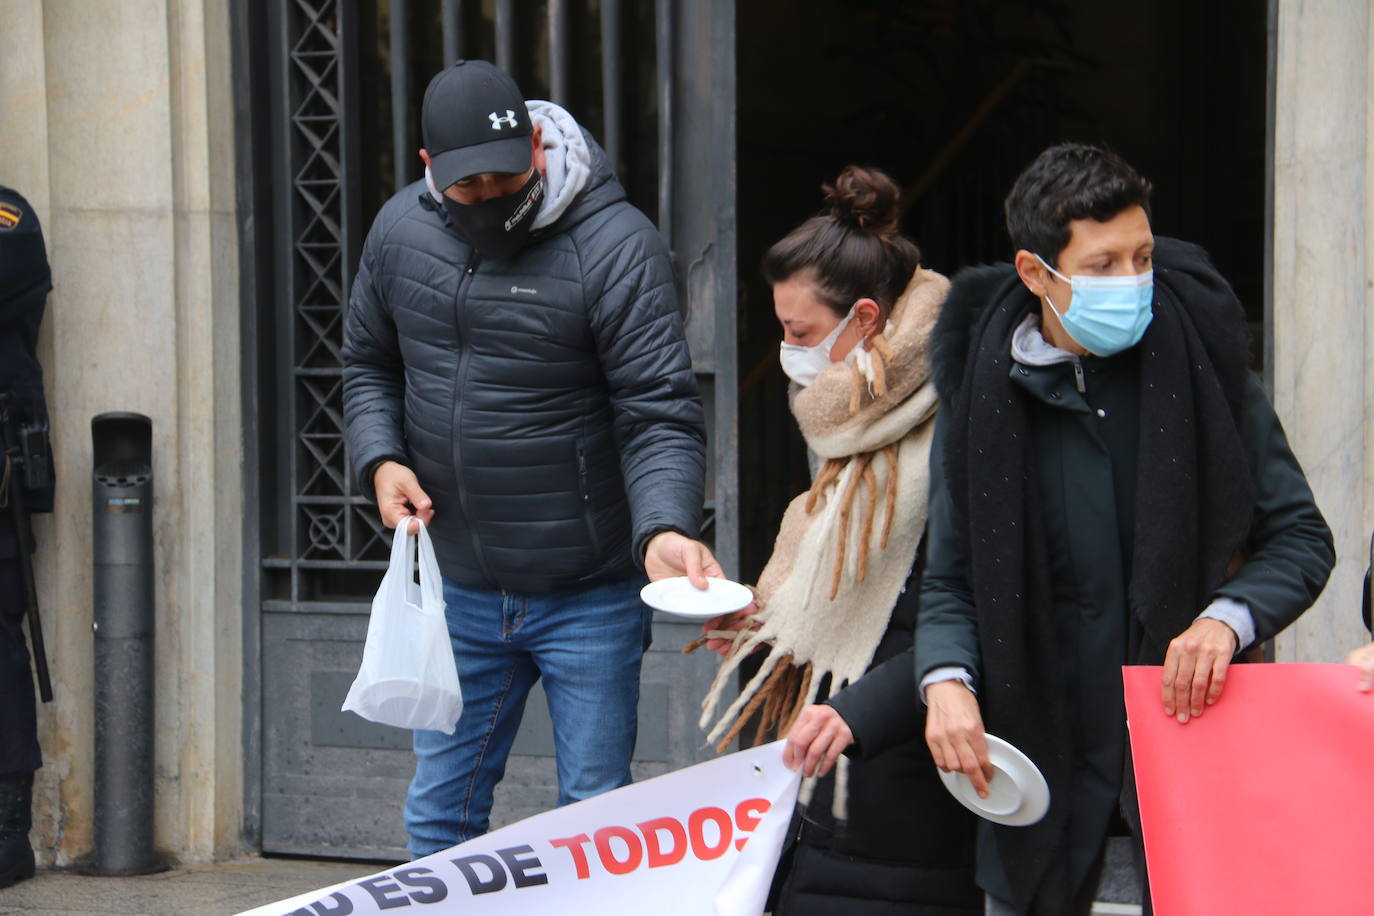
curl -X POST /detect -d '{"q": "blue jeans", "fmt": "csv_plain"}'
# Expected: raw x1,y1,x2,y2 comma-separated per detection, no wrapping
404,573,652,857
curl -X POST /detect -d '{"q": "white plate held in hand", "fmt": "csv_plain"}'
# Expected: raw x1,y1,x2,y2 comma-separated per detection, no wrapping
937,733,1050,827
639,577,754,620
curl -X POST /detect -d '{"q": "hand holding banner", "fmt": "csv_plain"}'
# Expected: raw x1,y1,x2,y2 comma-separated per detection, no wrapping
1124,663,1374,915
238,741,801,916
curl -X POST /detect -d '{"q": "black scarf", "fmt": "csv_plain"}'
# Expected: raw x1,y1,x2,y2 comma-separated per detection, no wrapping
932,238,1255,913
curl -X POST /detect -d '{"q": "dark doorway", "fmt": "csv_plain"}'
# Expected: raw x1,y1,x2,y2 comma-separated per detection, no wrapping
733,1,1269,905
735,0,1269,579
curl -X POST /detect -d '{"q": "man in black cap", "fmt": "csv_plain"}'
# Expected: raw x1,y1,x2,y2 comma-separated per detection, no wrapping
0,185,55,888
342,60,717,857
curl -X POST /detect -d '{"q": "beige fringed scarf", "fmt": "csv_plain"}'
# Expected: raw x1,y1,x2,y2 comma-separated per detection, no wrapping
697,268,948,813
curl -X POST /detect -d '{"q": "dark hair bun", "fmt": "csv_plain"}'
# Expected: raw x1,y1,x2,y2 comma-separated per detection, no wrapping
823,165,902,236
763,164,921,314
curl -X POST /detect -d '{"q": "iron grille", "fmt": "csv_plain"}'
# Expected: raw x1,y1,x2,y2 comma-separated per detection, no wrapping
273,0,388,606
265,0,736,607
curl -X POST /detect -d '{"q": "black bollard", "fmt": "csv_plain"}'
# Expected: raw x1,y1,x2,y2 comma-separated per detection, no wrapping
90,412,160,875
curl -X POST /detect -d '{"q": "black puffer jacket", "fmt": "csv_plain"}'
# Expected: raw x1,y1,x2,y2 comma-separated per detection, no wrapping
342,132,705,591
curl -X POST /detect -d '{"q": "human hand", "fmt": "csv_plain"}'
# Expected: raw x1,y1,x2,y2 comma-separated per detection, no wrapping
373,460,433,534
924,679,993,798
1161,617,1239,723
783,705,854,778
701,602,760,656
1347,642,1374,692
644,531,724,588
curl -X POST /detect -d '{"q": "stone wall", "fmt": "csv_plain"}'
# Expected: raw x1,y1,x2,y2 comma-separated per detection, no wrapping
0,0,243,864
1271,0,1373,665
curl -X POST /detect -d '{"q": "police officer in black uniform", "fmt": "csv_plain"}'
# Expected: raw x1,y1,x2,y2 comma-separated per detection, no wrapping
0,185,55,889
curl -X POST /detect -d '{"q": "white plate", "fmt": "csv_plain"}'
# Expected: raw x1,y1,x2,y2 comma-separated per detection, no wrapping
937,733,1050,827
639,576,754,620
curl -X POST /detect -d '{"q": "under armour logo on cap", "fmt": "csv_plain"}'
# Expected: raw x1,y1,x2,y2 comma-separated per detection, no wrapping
422,60,533,189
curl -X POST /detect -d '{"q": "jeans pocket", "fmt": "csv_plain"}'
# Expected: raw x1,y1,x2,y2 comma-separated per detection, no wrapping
640,602,654,652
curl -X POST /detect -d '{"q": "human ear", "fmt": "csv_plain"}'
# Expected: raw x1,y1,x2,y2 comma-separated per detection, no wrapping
1014,250,1050,298
529,126,547,175
853,298,882,333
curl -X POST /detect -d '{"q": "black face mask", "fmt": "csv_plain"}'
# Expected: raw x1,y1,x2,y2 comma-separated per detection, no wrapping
443,170,545,260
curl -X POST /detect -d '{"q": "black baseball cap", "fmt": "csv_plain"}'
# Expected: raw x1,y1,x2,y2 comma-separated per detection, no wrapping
422,60,533,190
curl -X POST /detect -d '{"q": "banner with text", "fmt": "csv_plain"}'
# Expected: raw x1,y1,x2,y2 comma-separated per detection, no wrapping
238,741,801,916
1124,663,1374,915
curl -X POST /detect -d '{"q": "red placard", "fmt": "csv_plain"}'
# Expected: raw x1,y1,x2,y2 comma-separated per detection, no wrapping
1123,664,1374,915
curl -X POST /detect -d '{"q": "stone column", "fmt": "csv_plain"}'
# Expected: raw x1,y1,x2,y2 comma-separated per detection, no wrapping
1270,0,1372,664
0,0,242,864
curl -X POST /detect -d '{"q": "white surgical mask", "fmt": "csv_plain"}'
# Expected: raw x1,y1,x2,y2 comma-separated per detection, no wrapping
778,309,853,388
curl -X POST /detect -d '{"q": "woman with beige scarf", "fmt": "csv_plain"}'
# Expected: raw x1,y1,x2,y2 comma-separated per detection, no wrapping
693,166,978,914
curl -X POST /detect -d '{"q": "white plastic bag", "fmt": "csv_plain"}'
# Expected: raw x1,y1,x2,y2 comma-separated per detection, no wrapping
342,519,462,733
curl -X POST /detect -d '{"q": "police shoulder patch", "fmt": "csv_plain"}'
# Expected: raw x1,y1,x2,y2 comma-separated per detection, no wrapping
0,202,22,231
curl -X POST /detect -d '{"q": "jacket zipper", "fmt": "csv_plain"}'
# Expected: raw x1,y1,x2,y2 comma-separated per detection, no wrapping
576,442,603,557
451,255,498,586
1072,358,1086,393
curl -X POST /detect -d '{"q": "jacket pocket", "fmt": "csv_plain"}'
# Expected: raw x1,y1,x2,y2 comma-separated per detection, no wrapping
575,439,603,558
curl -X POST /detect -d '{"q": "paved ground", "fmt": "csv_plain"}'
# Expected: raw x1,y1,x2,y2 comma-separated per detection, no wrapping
0,858,378,915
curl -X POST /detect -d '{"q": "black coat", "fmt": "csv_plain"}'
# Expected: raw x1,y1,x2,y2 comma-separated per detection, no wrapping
916,248,1334,908
0,187,54,544
771,560,981,916
341,132,705,591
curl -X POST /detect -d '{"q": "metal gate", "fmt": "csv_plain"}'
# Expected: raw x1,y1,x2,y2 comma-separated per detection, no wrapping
233,0,737,858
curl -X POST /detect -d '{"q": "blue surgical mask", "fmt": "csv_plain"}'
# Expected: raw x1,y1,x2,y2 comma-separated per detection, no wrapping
1035,254,1154,356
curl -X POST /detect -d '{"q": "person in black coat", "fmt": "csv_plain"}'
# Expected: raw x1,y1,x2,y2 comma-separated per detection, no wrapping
917,144,1333,915
702,167,979,915
0,185,55,889
1345,532,1374,689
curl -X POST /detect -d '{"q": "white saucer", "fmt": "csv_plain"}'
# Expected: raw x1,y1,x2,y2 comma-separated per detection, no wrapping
639,576,754,620
937,733,1049,826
